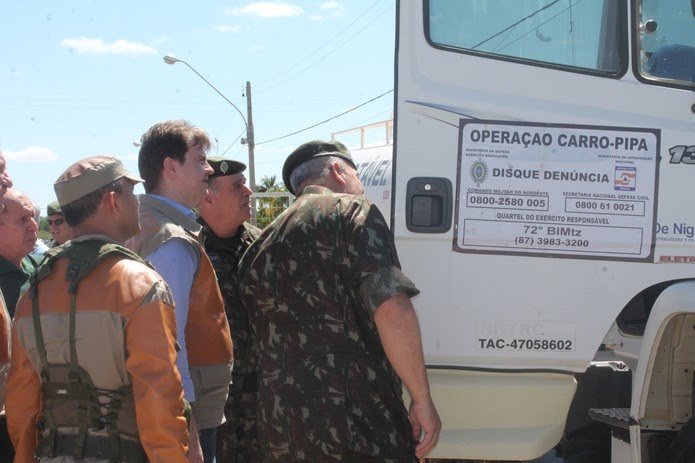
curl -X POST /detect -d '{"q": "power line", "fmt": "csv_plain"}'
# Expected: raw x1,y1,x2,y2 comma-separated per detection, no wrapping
220,128,246,157
354,108,393,126
256,0,389,89
472,0,560,50
257,89,393,145
497,0,584,54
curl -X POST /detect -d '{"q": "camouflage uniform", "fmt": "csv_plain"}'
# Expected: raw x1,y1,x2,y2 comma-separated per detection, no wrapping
201,220,262,462
238,185,420,463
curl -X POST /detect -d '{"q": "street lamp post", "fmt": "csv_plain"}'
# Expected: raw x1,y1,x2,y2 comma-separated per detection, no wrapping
163,54,257,223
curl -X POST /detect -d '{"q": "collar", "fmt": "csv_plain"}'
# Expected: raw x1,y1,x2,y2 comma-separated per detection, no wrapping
71,234,120,245
140,194,202,236
149,194,197,221
0,254,21,275
300,185,335,196
201,221,258,250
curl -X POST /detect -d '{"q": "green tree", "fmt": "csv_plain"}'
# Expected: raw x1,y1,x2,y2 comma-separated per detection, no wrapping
39,216,51,241
255,175,290,228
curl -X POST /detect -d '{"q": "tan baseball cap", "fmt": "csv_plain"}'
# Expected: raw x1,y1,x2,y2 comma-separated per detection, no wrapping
54,156,143,206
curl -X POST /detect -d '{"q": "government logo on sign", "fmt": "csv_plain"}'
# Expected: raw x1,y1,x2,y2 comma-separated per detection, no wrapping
614,166,637,191
470,160,488,186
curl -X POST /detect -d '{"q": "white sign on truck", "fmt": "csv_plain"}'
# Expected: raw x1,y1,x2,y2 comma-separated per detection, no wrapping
457,121,659,261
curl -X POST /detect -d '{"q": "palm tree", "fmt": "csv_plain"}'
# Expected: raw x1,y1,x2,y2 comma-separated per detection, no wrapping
256,175,289,228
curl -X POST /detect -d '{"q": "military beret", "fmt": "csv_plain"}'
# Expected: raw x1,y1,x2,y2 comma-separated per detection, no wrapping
47,201,63,216
207,157,246,177
54,156,143,206
282,140,356,195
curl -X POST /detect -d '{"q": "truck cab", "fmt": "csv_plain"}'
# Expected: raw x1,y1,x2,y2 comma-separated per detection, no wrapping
393,1,695,461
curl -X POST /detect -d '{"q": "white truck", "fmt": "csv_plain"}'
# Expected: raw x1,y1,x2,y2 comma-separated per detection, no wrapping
345,1,695,461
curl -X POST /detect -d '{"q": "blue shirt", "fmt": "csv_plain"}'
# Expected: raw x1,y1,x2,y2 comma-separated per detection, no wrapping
146,195,200,401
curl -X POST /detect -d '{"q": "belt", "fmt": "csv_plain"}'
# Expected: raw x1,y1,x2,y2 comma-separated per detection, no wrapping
41,432,147,462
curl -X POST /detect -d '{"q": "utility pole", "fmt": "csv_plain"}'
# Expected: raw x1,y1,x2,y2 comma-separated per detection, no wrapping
245,81,257,225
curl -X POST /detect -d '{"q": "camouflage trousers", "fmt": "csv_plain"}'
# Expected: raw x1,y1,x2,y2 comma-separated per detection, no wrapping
216,372,260,463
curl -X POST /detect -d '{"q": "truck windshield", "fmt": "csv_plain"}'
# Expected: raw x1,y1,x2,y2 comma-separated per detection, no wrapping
637,0,695,86
426,0,626,75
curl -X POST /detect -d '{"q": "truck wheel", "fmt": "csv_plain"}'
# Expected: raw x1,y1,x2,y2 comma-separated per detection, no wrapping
666,419,695,463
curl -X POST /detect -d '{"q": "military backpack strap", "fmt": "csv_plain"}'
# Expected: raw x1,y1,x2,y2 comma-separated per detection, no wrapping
30,280,57,457
30,239,148,463
28,244,70,458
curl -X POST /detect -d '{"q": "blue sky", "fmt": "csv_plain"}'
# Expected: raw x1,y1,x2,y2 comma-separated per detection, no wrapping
1,0,395,210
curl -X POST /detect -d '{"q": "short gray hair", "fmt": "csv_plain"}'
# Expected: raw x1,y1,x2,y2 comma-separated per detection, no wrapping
32,201,41,223
289,155,350,194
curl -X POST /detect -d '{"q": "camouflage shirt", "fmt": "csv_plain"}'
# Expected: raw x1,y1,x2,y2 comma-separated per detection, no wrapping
201,220,261,375
201,220,263,462
238,185,420,463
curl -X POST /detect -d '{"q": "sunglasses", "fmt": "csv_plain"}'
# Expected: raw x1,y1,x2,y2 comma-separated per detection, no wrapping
48,218,65,226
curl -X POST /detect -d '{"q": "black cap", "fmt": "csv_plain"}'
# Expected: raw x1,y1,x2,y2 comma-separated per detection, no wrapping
282,140,356,195
207,157,246,177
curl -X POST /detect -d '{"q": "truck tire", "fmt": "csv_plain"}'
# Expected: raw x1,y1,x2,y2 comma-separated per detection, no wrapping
666,419,695,463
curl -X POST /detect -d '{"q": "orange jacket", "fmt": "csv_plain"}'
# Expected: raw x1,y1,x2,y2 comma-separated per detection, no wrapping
127,195,233,429
127,195,233,367
6,236,189,463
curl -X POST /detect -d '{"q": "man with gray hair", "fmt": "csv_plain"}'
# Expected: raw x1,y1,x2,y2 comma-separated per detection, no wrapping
0,189,39,462
0,189,39,316
239,140,441,462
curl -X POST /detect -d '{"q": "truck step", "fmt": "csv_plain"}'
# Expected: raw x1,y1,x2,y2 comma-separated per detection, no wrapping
588,408,637,444
588,407,636,429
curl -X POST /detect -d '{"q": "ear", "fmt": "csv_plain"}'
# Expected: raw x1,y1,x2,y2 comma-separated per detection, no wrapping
202,189,214,205
162,157,179,179
329,161,347,186
103,190,119,214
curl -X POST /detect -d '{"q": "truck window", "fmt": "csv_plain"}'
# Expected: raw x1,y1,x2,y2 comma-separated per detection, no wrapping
637,0,695,86
426,0,626,75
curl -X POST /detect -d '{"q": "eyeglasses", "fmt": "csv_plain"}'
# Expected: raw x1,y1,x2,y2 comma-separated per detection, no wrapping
48,218,65,226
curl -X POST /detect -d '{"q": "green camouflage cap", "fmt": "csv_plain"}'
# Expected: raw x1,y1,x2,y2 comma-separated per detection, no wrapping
282,140,356,195
46,200,63,216
208,157,246,177
54,156,143,206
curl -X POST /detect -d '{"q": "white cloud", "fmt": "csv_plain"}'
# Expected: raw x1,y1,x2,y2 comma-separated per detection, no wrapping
320,1,341,10
4,147,58,163
310,14,324,21
214,24,241,32
60,37,157,56
320,1,344,16
225,2,303,18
